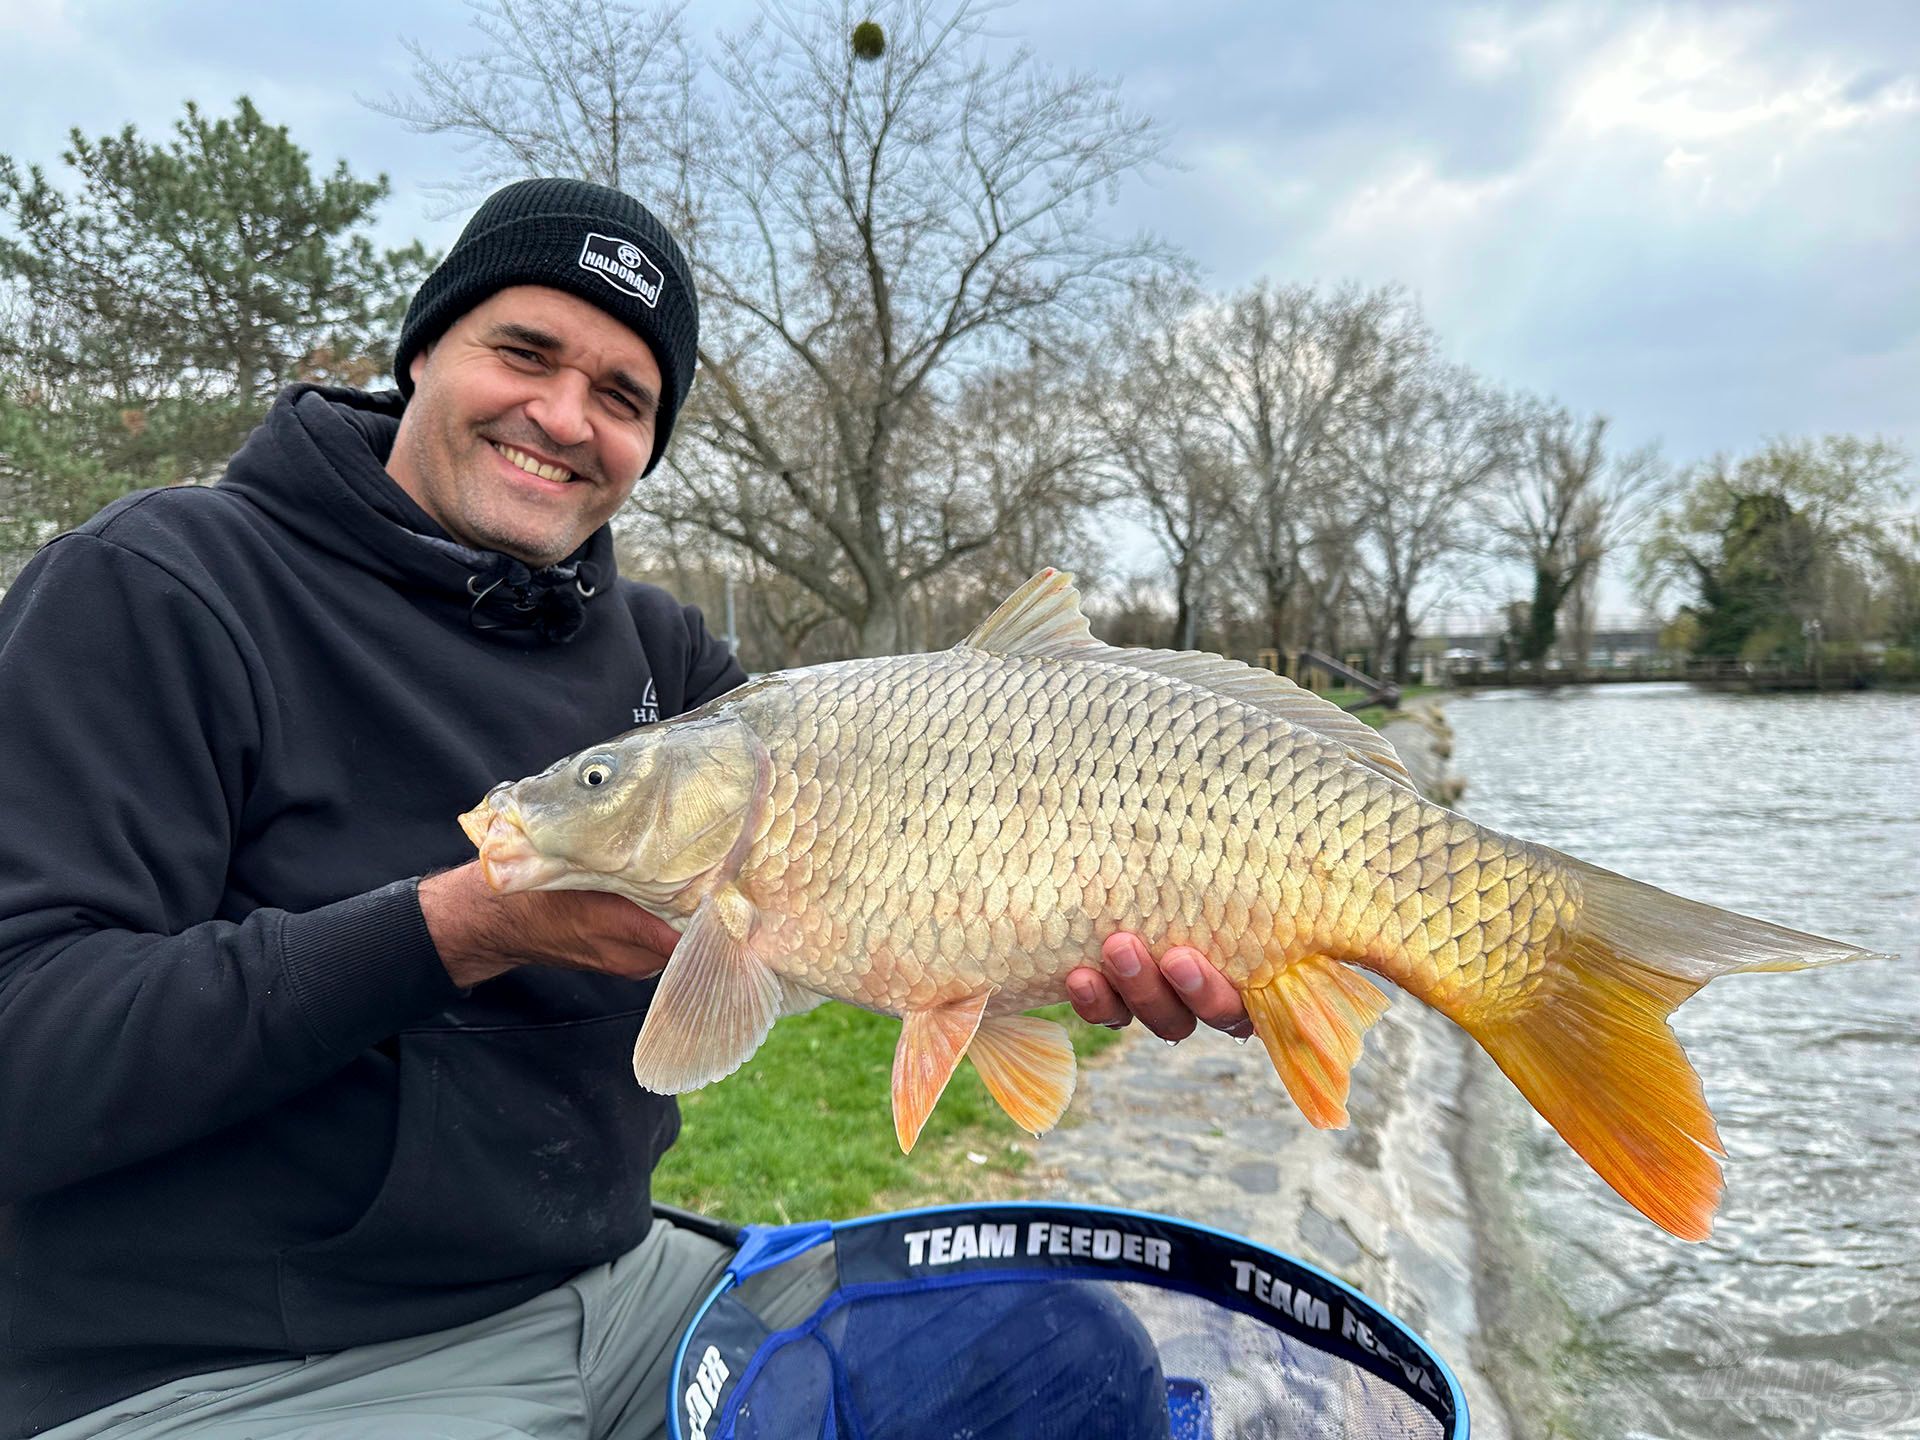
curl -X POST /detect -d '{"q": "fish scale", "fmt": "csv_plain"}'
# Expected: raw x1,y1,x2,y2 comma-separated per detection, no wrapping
744,640,1515,1049
463,569,1877,1241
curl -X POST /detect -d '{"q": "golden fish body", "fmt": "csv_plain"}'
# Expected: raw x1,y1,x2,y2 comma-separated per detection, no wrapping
728,649,1548,1026
463,570,1870,1241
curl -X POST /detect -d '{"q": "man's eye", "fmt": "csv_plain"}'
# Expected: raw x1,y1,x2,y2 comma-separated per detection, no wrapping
605,390,638,415
501,347,543,366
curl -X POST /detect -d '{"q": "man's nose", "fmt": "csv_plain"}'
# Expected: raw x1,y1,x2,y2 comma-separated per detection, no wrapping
524,369,594,449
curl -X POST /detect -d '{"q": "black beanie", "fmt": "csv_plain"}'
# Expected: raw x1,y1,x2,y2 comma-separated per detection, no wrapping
393,177,699,476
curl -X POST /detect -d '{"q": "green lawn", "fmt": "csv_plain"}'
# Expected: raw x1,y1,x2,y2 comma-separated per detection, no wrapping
651,1002,1122,1224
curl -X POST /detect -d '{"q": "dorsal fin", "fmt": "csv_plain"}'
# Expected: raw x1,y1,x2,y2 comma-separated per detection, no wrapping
960,568,1098,657
959,569,1412,784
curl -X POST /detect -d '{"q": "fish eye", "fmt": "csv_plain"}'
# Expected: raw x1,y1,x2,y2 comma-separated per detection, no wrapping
580,757,616,788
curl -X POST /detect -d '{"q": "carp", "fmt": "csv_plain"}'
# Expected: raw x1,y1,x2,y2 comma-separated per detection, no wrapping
461,570,1872,1239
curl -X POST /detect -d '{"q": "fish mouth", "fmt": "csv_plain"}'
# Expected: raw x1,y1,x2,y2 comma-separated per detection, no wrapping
458,794,570,894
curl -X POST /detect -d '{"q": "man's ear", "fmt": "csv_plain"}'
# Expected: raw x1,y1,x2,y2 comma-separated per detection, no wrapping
408,343,432,388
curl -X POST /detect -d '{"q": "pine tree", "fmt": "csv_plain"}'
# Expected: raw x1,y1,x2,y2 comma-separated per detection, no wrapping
0,97,433,572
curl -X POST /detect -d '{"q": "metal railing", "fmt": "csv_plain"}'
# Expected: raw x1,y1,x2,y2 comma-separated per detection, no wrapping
1445,655,1896,689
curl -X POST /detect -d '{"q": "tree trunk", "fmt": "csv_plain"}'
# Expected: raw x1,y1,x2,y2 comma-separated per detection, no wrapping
1264,566,1289,656
1518,566,1565,664
856,591,906,658
1170,557,1199,650
1393,597,1414,685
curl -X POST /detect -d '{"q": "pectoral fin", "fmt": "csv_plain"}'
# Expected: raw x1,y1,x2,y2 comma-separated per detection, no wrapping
969,1015,1077,1137
631,889,802,1094
1243,955,1391,1128
892,992,992,1153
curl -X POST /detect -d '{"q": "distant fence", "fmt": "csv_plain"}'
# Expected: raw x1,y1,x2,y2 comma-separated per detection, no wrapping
1447,655,1899,691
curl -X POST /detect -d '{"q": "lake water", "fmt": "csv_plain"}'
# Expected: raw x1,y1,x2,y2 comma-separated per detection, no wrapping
1441,685,1920,1439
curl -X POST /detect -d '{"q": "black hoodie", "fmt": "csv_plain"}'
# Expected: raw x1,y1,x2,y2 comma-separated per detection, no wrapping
0,386,746,1435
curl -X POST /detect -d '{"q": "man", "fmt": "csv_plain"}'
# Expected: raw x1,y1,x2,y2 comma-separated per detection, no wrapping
0,178,1246,1438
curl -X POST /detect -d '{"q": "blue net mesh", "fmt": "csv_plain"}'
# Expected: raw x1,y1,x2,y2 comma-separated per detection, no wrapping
671,1204,1466,1440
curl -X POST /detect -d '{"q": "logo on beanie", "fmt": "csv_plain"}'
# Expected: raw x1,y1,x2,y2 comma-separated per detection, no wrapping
578,232,664,308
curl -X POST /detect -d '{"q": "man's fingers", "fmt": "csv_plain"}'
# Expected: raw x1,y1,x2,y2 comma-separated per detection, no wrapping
1098,933,1198,1042
1156,946,1252,1036
623,905,683,957
555,891,681,978
1066,966,1133,1029
1090,934,1254,1042
609,901,680,979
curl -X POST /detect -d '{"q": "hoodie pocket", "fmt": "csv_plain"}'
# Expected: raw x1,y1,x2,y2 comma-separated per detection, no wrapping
276,1009,677,1353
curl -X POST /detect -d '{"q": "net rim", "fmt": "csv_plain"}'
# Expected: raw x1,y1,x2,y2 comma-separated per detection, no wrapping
669,1199,1469,1440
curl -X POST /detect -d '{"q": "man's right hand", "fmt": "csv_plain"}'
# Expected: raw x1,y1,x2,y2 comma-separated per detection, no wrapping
418,862,680,989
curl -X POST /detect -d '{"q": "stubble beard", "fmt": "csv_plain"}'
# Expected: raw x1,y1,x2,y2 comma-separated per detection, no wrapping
426,414,595,570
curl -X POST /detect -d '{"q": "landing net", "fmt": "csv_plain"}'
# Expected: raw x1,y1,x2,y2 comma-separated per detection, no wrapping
670,1202,1467,1439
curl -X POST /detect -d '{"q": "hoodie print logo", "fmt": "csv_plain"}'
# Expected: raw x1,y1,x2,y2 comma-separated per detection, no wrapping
633,679,659,725
579,232,664,308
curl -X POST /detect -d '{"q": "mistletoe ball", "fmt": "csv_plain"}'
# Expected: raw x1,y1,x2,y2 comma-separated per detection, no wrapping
851,20,885,60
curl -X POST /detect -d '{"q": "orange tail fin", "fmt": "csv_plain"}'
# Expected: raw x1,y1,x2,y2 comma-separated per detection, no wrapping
1460,858,1876,1242
1469,944,1721,1240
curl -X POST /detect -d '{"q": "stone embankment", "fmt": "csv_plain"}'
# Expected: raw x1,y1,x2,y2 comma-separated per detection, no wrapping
1022,701,1515,1438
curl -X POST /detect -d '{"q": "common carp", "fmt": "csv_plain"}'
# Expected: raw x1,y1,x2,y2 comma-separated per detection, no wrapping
460,570,1872,1240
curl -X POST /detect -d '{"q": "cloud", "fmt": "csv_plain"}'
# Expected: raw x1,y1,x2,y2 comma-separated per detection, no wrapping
1022,0,1918,613
4,0,1913,478
1137,2,1920,463
0,0,76,43
1563,8,1919,207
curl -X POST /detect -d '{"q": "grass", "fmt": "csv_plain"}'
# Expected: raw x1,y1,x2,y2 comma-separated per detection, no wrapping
650,1002,1123,1224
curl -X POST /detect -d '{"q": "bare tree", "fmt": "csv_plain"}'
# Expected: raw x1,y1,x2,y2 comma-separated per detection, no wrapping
388,0,1170,655
1343,358,1507,682
891,353,1116,648
1292,488,1368,660
1199,281,1407,656
372,0,701,201
1558,499,1604,672
1085,569,1178,648
1490,404,1665,664
1085,285,1236,649
614,519,855,669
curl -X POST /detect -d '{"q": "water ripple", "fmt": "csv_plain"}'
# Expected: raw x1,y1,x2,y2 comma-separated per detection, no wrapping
1446,685,1920,1440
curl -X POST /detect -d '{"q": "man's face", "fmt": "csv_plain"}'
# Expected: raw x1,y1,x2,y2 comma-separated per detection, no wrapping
388,286,664,568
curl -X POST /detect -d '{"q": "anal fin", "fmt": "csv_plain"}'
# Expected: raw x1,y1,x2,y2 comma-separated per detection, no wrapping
1243,955,1392,1128
892,992,991,1153
970,1015,1077,1137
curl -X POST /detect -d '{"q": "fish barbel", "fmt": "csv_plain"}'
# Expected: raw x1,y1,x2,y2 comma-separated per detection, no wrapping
461,570,1873,1240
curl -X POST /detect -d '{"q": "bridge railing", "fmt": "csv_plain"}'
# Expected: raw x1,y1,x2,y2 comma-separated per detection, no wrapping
1446,654,1887,687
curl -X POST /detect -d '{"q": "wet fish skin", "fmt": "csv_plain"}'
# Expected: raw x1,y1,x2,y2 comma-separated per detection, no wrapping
722,651,1551,1019
463,570,1873,1241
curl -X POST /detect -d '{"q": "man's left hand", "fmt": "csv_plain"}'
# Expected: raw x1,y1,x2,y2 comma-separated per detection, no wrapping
1066,934,1253,1042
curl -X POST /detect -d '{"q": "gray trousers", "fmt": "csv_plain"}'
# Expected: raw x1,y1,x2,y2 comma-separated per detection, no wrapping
42,1217,794,1440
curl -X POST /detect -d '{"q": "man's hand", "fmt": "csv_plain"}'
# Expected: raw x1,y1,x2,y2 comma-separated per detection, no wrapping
1066,934,1253,1042
419,862,680,989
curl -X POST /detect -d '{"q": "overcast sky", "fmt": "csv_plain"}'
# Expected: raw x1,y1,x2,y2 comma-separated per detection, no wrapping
3,0,1915,624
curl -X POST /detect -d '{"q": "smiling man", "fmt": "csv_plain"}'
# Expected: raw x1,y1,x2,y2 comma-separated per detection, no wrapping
0,178,1243,1439
392,291,663,569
